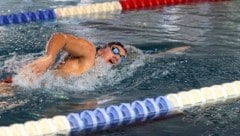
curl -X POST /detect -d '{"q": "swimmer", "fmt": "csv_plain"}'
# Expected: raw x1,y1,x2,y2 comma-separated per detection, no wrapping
1,32,127,88
25,33,127,79
0,32,127,109
0,32,190,109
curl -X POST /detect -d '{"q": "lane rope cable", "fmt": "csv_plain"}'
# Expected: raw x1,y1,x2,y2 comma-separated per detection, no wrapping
0,0,228,26
0,80,239,135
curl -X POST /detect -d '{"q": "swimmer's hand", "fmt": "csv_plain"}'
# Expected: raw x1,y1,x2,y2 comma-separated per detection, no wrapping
28,55,54,76
17,55,54,83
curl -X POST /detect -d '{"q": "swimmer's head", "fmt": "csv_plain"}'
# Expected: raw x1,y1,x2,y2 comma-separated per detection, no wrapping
97,42,127,64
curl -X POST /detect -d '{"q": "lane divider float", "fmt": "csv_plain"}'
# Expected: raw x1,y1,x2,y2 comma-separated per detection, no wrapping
0,0,228,26
0,80,239,136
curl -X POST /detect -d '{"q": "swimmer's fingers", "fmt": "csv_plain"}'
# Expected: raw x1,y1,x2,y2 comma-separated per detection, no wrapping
29,56,53,74
19,63,43,84
22,63,39,74
31,63,42,75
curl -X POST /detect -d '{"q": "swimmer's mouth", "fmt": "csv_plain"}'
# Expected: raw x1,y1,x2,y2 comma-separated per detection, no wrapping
109,60,114,64
109,59,118,64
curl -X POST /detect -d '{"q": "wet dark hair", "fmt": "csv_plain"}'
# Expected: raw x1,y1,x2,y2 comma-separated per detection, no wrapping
102,41,127,54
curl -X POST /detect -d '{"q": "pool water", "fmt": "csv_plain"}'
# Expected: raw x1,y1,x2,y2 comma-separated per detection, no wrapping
0,0,240,136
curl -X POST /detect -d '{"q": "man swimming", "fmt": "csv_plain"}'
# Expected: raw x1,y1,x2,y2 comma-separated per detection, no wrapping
0,32,190,110
25,33,127,79
0,33,127,94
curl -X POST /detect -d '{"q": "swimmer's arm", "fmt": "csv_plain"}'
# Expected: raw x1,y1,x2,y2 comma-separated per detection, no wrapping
44,33,67,61
25,33,69,75
28,33,96,75
152,46,191,57
47,33,96,68
165,46,191,54
45,33,96,75
45,33,96,60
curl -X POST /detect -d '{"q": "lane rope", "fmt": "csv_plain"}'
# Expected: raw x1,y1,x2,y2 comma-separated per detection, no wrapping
0,81,239,136
0,0,235,135
0,0,228,26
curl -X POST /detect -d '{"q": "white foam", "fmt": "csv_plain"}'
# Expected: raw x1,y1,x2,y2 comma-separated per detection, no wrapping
5,45,145,92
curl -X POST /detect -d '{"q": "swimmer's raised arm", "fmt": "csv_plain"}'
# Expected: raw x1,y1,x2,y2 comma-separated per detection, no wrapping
150,45,191,58
17,33,126,81
27,33,96,76
45,33,95,60
24,33,68,76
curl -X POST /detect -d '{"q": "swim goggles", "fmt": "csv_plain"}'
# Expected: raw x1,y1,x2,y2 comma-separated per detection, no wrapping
111,47,126,63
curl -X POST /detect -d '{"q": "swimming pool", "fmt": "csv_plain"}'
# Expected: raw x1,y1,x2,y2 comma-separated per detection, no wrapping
0,0,240,135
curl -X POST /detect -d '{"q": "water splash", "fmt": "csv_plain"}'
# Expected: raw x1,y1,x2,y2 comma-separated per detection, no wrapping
4,45,145,92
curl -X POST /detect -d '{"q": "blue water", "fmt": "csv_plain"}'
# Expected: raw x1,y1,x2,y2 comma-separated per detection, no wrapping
1,0,240,136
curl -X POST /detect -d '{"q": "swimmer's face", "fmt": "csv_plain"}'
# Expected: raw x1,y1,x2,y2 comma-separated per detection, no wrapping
99,45,127,64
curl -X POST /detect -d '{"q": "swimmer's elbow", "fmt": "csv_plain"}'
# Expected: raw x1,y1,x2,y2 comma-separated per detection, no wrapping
50,33,67,41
